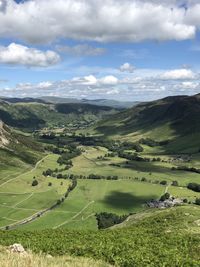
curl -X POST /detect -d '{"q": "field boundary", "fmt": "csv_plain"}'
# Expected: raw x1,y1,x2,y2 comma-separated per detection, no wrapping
0,154,50,190
53,200,95,229
0,179,78,230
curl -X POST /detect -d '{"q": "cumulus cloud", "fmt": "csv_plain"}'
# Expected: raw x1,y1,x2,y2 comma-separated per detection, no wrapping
120,63,135,73
0,0,198,44
0,43,60,67
99,75,119,85
160,69,196,80
56,44,106,57
1,67,200,100
71,75,118,86
181,81,199,89
72,75,98,85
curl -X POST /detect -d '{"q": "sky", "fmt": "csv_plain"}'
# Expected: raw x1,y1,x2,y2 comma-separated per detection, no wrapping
0,0,200,101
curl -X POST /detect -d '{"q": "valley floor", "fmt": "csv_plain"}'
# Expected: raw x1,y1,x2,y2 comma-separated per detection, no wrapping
0,145,199,231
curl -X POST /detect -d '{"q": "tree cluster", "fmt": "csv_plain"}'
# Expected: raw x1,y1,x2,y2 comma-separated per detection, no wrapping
95,212,128,229
187,183,200,192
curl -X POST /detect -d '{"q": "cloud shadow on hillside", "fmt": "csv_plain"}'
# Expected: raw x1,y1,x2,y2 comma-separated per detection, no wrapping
102,191,156,210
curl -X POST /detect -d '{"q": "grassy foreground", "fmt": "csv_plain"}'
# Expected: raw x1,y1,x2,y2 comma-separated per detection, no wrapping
0,206,199,267
0,247,110,267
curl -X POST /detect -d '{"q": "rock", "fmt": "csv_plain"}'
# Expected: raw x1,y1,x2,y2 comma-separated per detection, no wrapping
46,254,53,259
9,243,26,254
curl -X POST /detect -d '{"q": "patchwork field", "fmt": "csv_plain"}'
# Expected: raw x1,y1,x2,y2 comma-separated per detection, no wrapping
67,146,200,186
0,145,199,230
0,154,70,229
20,179,165,230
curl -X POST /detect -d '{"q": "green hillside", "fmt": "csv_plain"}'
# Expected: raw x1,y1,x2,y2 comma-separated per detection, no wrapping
0,206,199,267
0,121,44,187
0,100,118,131
95,94,200,153
1,94,200,267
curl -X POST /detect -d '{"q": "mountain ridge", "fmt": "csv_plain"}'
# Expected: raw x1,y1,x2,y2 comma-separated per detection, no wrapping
0,99,118,130
95,93,200,152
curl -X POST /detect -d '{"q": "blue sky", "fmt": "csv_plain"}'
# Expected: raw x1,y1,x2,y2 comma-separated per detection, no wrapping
0,0,200,101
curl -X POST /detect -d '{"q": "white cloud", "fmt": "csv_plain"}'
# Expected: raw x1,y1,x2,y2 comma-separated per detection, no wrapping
160,69,196,80
1,67,200,101
0,43,60,67
72,75,98,85
71,75,118,86
0,0,197,44
56,44,106,56
99,75,119,85
37,82,53,89
181,81,199,89
120,63,135,73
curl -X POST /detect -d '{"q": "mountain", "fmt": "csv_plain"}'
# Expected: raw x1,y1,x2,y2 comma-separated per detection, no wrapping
95,93,200,153
0,99,118,130
0,97,46,104
39,96,138,109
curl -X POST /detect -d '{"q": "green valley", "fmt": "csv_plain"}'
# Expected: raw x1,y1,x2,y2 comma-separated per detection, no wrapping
0,95,200,266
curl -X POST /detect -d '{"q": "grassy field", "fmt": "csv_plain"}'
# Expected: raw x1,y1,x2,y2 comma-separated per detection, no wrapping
66,146,200,186
0,154,70,229
20,179,165,230
1,145,199,230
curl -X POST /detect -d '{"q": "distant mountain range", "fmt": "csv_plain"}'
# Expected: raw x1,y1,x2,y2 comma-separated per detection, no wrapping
0,98,118,130
39,96,139,109
2,93,200,153
0,96,138,109
0,97,46,104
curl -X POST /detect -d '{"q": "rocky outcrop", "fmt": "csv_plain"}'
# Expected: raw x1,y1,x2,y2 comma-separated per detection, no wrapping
8,244,27,256
0,120,10,147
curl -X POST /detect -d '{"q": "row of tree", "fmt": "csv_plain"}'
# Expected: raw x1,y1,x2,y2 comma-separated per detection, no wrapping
172,166,200,174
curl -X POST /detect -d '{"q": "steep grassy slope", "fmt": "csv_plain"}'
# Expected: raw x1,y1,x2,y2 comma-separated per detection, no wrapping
0,121,43,165
96,93,200,153
0,206,199,266
0,99,118,130
0,121,44,187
